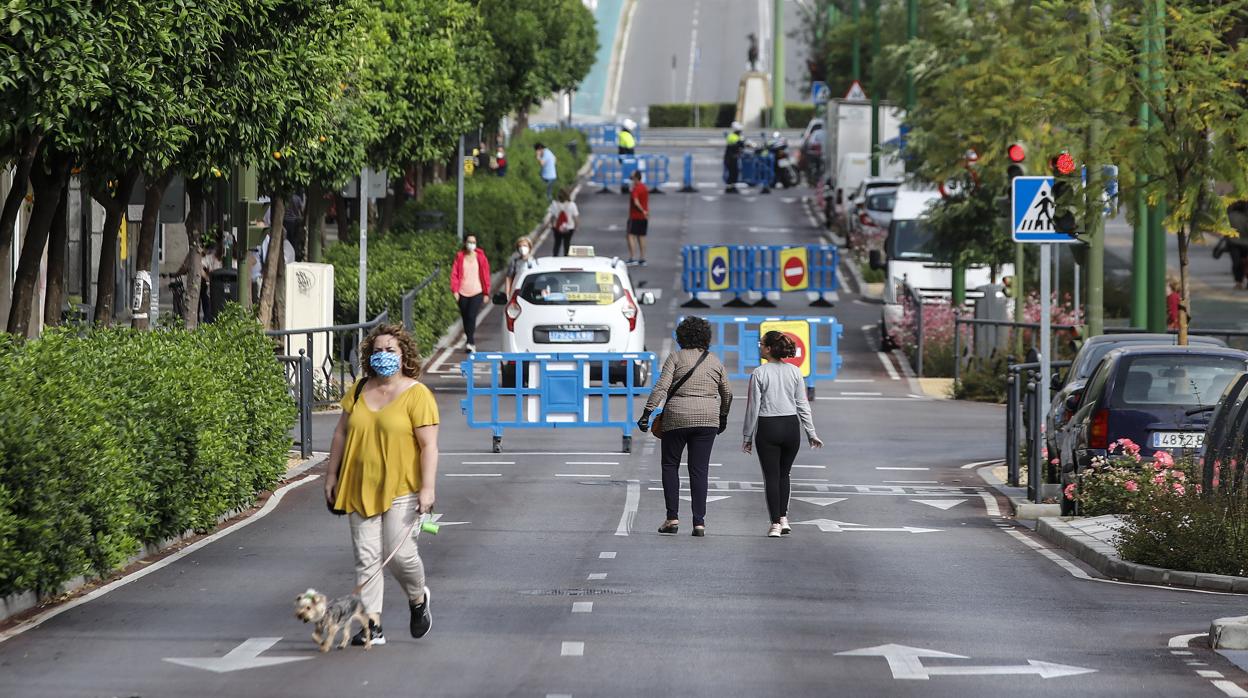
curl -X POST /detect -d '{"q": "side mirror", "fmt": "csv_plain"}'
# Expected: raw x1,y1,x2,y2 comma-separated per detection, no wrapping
1051,373,1065,391
639,291,656,305
869,249,884,271
1065,392,1083,412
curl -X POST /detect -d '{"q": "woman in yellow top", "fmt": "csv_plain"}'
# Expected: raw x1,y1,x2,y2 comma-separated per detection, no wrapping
324,323,439,646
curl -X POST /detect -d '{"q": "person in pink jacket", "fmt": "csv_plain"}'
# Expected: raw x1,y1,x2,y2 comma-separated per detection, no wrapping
450,234,490,352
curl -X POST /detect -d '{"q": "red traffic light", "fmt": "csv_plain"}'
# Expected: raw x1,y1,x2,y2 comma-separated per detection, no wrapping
1052,152,1077,176
1007,143,1026,163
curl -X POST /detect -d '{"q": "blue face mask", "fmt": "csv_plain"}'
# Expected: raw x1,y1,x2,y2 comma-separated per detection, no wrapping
370,351,401,377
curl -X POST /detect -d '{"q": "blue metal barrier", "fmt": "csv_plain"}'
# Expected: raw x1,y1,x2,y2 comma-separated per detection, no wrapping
530,122,634,147
681,152,697,192
460,352,657,453
726,153,775,190
590,154,671,193
680,244,840,308
678,315,843,397
751,245,840,307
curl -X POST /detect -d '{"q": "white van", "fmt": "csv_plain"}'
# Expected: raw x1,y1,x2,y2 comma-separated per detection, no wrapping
870,185,1011,347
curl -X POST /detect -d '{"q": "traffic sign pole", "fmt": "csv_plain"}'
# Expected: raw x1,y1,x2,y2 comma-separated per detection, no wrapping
1038,243,1051,505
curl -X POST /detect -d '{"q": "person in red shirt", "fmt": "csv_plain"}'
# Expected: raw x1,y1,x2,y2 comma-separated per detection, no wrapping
1166,277,1182,330
626,170,649,266
450,234,491,352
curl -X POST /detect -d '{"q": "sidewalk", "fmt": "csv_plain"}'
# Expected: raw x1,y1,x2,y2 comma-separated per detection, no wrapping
1037,514,1248,593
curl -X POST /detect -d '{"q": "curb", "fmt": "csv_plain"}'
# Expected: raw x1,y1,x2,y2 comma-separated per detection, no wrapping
976,465,1061,520
1036,516,1248,593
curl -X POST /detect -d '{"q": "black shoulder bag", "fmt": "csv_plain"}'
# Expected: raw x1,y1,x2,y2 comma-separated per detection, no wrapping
651,351,710,439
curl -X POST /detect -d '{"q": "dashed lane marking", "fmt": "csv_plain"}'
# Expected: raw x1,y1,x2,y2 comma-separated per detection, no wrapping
461,461,514,465
561,642,585,657
565,461,620,466
599,552,617,559
793,465,826,469
587,573,607,581
572,602,593,614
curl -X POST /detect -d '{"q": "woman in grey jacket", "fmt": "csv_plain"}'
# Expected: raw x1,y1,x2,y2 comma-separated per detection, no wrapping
743,331,823,537
637,316,733,537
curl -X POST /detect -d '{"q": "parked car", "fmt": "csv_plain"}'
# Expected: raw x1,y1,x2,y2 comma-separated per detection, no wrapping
1046,333,1227,457
799,118,824,183
1201,372,1248,490
1057,345,1248,514
496,246,655,385
846,179,900,249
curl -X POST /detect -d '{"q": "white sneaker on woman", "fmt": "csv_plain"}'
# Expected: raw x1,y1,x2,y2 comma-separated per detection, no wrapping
779,516,791,535
767,523,782,538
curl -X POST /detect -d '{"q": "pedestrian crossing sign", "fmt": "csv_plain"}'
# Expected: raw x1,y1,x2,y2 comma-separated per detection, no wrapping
1012,176,1077,243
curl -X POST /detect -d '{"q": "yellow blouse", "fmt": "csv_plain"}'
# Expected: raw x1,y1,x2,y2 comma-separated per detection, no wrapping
335,380,439,517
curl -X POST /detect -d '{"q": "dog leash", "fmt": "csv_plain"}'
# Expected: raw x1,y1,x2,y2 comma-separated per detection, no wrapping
350,512,438,596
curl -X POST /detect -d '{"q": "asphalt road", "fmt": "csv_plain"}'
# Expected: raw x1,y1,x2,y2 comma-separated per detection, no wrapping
3,154,1246,697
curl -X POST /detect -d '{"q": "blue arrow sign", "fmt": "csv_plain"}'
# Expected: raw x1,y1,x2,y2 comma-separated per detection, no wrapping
710,256,728,285
1012,176,1077,244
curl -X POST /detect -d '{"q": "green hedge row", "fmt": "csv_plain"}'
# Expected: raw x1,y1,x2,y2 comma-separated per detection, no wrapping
763,104,815,129
648,103,738,128
0,310,294,597
325,231,461,351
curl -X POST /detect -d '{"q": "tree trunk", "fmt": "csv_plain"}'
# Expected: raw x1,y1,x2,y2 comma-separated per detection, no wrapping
511,107,530,140
7,154,70,336
334,192,353,244
92,167,141,326
305,182,326,263
131,170,173,330
257,195,286,330
0,133,42,274
1177,226,1190,346
185,178,206,330
42,185,69,328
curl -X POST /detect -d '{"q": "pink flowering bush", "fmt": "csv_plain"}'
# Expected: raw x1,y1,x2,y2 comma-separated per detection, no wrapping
1067,438,1200,516
1117,484,1248,577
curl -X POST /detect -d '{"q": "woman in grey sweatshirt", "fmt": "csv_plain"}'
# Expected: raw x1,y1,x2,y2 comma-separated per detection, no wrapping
743,331,823,537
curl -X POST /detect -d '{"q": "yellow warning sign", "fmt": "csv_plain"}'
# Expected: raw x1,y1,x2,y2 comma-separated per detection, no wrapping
759,319,811,377
778,247,809,292
706,246,730,291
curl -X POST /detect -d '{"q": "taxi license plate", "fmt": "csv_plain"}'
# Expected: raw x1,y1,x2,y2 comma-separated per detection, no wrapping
1151,431,1204,449
550,331,594,342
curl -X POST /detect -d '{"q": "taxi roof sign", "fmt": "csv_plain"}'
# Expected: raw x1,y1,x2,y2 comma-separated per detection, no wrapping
568,245,595,257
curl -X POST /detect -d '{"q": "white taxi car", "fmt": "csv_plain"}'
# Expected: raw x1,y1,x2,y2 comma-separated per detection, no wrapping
496,246,655,384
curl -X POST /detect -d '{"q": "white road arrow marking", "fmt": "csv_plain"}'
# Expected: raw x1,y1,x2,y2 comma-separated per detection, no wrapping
835,644,1095,680
911,499,966,511
679,495,731,503
791,519,941,534
836,644,967,680
791,497,847,507
164,637,309,673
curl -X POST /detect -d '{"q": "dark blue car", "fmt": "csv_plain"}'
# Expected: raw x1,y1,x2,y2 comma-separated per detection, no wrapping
1057,345,1248,514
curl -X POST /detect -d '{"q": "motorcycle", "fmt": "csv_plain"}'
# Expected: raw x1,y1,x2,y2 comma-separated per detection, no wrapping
766,133,799,188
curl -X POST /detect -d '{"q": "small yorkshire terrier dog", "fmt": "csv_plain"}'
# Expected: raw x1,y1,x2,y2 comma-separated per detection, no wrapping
293,589,378,652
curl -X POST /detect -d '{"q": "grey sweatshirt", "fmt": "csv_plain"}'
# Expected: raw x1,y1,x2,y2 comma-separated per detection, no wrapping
742,361,818,442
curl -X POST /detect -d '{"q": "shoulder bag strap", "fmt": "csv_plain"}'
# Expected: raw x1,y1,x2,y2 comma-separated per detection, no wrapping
666,350,710,402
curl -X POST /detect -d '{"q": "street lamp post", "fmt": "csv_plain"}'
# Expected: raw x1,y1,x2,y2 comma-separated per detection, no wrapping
869,0,880,176
772,0,786,128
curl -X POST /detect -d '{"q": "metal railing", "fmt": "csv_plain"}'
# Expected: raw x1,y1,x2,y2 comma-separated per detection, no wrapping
954,317,1079,386
1005,360,1072,503
267,313,388,408
904,284,926,377
401,266,442,335
276,351,314,459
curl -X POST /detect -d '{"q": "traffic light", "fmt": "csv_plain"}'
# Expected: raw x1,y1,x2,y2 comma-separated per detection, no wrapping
1049,151,1081,236
999,143,1027,218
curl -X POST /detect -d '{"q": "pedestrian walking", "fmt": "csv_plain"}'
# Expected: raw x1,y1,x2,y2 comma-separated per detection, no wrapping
1221,201,1248,289
625,171,649,266
450,234,490,353
742,331,823,538
324,322,439,646
724,122,744,193
504,236,534,297
747,33,759,71
1167,277,1182,330
545,188,580,256
535,142,558,201
637,316,733,537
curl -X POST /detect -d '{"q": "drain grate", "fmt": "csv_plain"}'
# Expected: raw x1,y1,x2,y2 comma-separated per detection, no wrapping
519,588,634,596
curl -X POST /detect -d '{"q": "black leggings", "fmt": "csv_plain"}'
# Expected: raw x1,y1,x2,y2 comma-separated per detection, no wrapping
553,230,575,256
458,293,484,345
755,415,801,524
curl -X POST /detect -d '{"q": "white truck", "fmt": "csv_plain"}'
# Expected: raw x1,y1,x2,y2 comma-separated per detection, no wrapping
823,99,905,226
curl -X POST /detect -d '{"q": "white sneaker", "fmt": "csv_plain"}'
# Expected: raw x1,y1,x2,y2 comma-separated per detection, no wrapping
767,523,782,538
779,517,791,535
465,343,476,353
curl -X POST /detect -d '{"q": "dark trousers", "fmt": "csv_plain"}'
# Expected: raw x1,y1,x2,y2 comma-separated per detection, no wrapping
661,426,718,526
553,230,575,256
756,415,801,523
725,156,740,185
1230,244,1246,284
458,293,484,345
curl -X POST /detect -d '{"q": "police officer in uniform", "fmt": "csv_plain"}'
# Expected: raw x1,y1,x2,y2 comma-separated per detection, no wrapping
724,121,744,194
619,118,637,194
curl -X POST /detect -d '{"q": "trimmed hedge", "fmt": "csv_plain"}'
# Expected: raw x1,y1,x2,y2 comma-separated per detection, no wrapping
326,231,461,351
763,104,815,129
0,309,294,597
649,103,737,128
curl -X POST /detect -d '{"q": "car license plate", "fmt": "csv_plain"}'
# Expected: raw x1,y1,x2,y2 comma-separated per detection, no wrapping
549,331,594,342
1151,431,1204,449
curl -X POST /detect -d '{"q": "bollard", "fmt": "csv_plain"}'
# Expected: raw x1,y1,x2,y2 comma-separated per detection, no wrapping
1005,371,1017,486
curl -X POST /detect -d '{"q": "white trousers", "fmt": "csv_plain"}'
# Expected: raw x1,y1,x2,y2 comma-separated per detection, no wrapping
348,494,426,616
